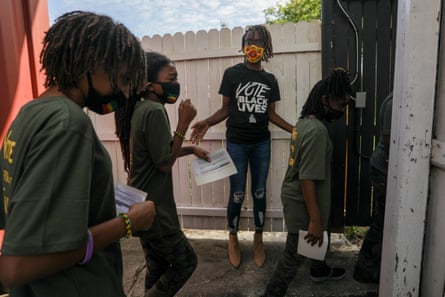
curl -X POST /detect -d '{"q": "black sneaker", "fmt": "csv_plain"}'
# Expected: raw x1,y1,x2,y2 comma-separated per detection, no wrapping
310,266,346,282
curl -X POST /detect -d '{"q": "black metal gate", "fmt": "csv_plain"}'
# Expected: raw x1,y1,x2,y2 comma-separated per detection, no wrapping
322,0,398,227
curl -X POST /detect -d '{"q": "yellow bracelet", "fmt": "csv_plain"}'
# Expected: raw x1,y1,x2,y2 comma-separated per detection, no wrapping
174,130,185,140
119,213,132,238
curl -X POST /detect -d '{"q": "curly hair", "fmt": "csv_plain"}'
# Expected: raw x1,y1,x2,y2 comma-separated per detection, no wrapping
40,11,145,92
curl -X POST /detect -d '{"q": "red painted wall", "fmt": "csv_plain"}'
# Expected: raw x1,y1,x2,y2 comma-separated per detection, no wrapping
0,0,49,142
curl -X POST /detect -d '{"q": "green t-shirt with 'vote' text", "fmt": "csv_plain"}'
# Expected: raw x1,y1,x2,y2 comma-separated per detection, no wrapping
1,96,125,297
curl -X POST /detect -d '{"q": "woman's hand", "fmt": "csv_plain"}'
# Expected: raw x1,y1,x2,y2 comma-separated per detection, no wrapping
190,120,209,144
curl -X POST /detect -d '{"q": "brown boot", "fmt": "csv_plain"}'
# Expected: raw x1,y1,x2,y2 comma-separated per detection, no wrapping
228,233,241,268
254,232,266,267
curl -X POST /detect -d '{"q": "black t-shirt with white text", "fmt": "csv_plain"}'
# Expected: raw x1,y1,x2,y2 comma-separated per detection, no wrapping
218,63,281,144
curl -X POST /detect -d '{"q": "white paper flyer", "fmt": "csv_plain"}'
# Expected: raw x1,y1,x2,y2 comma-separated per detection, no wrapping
191,148,238,186
297,230,329,260
115,183,147,213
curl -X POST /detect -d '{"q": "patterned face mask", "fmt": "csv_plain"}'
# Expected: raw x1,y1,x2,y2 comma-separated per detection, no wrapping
153,81,180,104
243,44,265,63
84,72,127,114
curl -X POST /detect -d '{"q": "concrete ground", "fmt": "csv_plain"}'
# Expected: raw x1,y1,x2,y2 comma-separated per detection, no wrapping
122,230,378,297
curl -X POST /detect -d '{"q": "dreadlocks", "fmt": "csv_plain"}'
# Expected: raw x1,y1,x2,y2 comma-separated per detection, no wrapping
40,11,145,92
300,68,352,120
114,96,138,173
241,25,273,62
115,51,173,173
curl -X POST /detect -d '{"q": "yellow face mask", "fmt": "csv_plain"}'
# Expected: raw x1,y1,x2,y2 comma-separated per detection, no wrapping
243,44,265,63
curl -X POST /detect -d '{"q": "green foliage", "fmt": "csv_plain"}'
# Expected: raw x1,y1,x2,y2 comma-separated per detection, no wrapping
264,0,321,24
344,226,368,245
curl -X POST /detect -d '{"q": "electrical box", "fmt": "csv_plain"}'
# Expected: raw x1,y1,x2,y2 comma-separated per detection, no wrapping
355,91,367,108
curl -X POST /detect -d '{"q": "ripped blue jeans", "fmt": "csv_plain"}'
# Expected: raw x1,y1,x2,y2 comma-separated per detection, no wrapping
226,138,271,233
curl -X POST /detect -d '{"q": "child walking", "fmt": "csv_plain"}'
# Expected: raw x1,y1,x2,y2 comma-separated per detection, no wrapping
261,69,352,297
191,24,293,268
353,92,393,283
0,11,155,296
115,51,210,297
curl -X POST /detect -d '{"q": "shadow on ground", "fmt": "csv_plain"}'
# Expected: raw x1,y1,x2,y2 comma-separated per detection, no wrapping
122,230,378,297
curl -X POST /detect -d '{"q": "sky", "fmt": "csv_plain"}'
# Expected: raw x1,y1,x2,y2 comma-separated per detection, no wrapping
47,0,285,39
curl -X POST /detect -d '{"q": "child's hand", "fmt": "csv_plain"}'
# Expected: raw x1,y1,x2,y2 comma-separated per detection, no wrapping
305,220,323,247
193,146,211,162
127,201,156,232
178,99,197,126
190,121,209,144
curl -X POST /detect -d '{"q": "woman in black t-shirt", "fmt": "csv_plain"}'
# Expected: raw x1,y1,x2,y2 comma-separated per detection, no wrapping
191,25,293,269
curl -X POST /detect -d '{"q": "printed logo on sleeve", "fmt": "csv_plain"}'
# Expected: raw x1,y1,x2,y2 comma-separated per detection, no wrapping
3,130,15,164
2,130,15,215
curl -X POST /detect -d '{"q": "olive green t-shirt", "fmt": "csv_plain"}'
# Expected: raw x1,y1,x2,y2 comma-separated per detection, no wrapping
370,93,393,174
128,99,181,239
280,118,333,234
0,96,125,297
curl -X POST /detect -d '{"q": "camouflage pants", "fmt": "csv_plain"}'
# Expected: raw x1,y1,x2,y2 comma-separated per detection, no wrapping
263,233,305,297
140,231,197,296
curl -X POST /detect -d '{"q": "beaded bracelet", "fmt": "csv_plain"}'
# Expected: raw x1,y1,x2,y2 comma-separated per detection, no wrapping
173,130,185,140
119,213,132,238
79,230,94,265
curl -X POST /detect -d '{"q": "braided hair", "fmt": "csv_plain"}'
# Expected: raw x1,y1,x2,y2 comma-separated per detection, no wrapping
115,51,173,173
241,25,273,62
300,68,352,120
40,11,145,92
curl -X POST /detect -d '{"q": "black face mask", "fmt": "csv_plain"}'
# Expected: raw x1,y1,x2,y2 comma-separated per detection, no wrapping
153,82,180,104
324,104,345,122
84,72,127,114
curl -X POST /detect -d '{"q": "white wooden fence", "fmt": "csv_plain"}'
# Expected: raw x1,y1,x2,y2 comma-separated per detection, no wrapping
89,21,322,232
